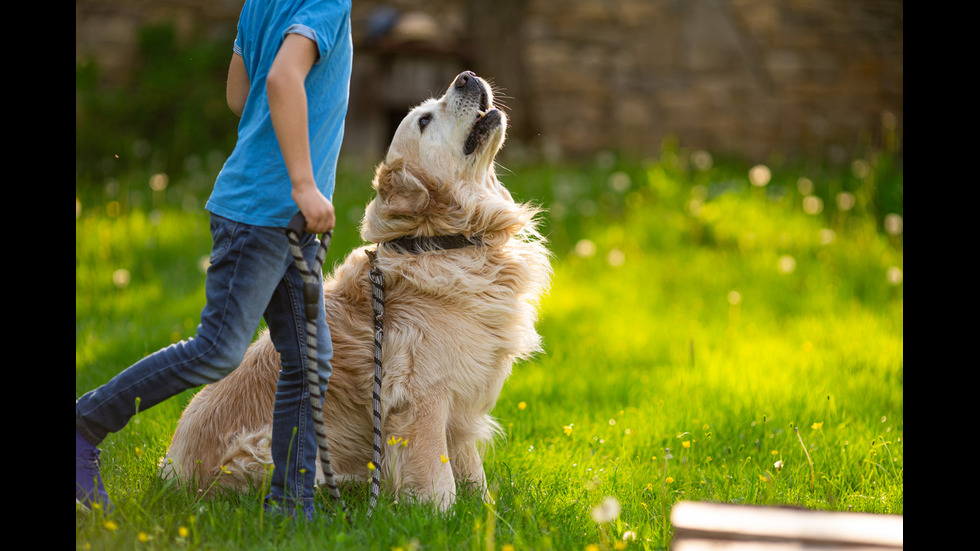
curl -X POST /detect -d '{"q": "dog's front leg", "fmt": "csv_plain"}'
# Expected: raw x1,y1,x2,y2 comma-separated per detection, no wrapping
449,439,489,502
385,394,456,511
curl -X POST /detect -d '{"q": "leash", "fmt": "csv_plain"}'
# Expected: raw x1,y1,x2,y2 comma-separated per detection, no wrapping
367,251,384,518
283,221,483,520
362,234,483,516
284,212,352,522
363,232,482,512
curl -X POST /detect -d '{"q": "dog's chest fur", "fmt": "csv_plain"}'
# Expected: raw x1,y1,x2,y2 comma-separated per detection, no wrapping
369,243,544,407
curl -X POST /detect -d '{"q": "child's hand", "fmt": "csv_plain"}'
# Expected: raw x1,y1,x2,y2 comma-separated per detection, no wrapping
293,185,336,233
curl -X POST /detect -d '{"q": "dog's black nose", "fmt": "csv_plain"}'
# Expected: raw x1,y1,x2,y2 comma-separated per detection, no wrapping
454,71,477,89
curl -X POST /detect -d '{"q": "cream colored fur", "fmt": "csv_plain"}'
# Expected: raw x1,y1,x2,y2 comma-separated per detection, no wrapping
160,73,552,511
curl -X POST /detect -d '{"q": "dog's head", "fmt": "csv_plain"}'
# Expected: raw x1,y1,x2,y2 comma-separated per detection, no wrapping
363,72,531,245
389,71,506,182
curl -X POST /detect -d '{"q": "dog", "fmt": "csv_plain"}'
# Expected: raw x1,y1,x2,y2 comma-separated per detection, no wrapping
160,71,552,511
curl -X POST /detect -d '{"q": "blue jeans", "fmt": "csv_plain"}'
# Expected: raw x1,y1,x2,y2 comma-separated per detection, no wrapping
75,213,333,506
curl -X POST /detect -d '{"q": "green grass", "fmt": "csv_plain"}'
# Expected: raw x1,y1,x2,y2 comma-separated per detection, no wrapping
76,147,902,550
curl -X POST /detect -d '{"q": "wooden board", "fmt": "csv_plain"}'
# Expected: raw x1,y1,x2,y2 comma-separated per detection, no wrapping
670,501,903,550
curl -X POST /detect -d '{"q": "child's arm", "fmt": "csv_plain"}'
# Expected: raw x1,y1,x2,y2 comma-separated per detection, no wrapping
266,33,336,233
226,53,249,117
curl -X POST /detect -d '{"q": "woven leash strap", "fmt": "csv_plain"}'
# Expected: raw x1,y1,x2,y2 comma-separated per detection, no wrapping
366,252,384,518
284,213,351,522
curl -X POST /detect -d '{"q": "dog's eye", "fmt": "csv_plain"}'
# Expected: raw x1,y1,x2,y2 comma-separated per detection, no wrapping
418,115,432,133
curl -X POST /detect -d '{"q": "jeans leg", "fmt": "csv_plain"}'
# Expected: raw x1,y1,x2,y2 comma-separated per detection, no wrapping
265,233,333,505
76,214,294,445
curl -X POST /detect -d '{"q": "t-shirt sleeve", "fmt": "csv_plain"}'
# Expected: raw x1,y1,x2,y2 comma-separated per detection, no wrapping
233,33,244,57
283,23,324,60
284,1,350,63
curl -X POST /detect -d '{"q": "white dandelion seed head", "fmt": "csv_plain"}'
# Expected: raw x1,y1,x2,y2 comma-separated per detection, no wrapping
728,290,742,305
884,214,903,236
575,239,597,258
607,248,625,267
112,269,131,288
886,267,903,286
591,496,621,523
749,164,771,187
777,255,796,274
797,177,814,195
803,195,824,215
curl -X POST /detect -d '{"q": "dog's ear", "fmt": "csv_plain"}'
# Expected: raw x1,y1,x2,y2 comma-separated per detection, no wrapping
375,161,430,216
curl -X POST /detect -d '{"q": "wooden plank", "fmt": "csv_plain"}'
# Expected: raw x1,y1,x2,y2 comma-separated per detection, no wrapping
673,540,895,551
670,501,903,550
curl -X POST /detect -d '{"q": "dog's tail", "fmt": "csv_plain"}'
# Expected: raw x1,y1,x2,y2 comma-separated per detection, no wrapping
215,429,275,490
158,428,273,493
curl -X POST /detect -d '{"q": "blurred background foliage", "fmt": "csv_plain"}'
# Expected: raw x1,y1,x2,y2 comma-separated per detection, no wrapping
75,22,902,257
76,23,238,195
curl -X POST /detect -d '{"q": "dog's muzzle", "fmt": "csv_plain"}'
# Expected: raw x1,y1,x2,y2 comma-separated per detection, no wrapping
453,71,504,156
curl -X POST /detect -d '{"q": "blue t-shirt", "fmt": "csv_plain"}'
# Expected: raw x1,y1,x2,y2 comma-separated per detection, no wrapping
206,0,352,228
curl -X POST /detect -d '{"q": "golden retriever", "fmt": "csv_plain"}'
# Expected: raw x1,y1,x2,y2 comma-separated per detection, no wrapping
160,71,552,511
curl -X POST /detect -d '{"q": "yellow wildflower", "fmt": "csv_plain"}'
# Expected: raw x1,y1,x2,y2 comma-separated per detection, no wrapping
682,441,691,449
178,526,189,538
440,454,450,464
563,424,573,436
138,532,150,543
812,422,824,430
518,401,527,410
503,545,515,551
586,544,600,551
665,476,674,484
104,520,118,531
367,462,376,471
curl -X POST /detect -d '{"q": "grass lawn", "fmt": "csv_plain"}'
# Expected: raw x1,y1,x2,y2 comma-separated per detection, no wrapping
76,148,902,550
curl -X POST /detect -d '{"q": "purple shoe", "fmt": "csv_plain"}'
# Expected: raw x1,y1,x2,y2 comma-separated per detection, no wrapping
264,494,317,522
76,429,113,512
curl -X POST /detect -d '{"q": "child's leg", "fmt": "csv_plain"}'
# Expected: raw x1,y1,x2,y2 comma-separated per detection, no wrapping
76,214,296,507
263,231,333,510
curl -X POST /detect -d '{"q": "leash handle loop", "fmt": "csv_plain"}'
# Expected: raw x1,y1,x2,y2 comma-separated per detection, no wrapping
286,212,332,322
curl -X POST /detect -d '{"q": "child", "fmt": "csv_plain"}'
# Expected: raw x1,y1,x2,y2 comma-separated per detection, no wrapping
75,0,352,519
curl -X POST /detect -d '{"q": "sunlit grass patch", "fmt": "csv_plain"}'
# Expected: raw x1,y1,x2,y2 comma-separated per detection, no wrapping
76,148,901,549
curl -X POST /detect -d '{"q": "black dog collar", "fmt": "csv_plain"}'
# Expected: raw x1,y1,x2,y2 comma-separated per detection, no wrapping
383,234,483,254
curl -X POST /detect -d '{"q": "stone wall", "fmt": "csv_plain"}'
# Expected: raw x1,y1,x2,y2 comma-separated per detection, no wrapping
517,0,903,162
75,0,243,83
76,0,903,163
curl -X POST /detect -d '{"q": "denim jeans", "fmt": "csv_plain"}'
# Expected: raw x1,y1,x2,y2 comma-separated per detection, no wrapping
76,213,333,506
